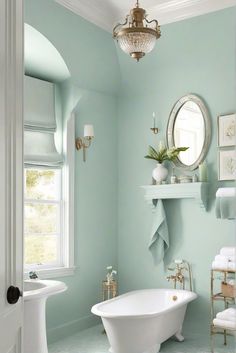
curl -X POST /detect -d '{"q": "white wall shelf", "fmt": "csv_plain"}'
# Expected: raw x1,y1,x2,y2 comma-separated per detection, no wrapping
141,182,208,210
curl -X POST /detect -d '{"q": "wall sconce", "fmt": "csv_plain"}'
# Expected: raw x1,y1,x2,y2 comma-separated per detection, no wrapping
150,112,159,134
75,124,94,162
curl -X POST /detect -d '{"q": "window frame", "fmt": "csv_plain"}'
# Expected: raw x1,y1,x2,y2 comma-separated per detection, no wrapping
24,167,64,270
24,114,75,279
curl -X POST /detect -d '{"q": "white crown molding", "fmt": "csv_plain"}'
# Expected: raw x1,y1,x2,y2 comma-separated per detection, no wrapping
148,0,236,25
55,0,115,32
55,0,236,32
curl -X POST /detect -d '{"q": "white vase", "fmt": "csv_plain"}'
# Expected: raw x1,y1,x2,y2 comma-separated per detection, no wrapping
152,163,168,184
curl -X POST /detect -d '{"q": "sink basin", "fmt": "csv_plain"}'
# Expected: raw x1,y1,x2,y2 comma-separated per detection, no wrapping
24,279,67,301
23,279,67,353
24,280,46,291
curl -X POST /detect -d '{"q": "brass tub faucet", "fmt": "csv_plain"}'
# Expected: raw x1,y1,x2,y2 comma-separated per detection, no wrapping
166,259,193,292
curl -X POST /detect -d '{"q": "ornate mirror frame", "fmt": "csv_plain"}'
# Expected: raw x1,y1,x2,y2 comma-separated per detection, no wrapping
166,94,211,171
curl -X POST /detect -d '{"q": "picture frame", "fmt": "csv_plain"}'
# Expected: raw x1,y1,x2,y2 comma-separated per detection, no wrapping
218,148,236,181
218,113,236,147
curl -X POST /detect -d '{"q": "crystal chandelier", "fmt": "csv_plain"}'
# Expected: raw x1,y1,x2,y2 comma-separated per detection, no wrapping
113,0,161,62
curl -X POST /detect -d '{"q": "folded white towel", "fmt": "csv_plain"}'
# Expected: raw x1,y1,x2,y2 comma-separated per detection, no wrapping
213,318,236,330
212,261,225,270
212,260,236,271
215,254,235,263
220,247,236,257
216,188,236,198
216,308,236,322
212,260,230,270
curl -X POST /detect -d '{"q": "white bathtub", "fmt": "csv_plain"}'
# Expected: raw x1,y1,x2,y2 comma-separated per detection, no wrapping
91,288,197,353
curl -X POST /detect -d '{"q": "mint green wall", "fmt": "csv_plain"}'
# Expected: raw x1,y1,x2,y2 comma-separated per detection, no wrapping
25,0,119,342
116,8,236,334
47,83,118,341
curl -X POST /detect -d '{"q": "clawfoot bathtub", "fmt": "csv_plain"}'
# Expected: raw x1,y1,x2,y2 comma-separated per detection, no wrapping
91,288,197,353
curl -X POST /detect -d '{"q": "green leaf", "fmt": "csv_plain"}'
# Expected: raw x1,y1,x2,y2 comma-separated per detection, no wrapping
175,147,189,152
144,155,157,161
148,145,159,159
144,144,189,163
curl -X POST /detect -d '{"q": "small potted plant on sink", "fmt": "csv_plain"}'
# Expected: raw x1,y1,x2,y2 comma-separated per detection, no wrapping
145,141,188,184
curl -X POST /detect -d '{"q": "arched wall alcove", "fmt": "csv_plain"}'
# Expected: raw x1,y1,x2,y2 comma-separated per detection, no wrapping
24,23,73,155
24,23,70,83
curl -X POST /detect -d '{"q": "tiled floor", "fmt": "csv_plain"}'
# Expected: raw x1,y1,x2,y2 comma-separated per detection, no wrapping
49,325,235,353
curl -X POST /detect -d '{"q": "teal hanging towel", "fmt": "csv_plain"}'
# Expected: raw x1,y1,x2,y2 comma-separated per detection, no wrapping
149,199,169,265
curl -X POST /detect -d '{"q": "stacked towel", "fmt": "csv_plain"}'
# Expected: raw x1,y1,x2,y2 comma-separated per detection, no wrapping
216,188,236,198
215,189,236,219
213,308,236,330
212,247,236,270
212,261,236,271
213,319,236,330
215,254,235,262
216,308,236,321
220,247,236,257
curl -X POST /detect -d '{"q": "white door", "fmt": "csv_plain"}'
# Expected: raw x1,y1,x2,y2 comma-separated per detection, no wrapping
0,0,24,352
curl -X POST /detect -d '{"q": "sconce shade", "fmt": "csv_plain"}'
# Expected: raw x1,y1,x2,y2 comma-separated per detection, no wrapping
84,124,94,138
76,124,95,162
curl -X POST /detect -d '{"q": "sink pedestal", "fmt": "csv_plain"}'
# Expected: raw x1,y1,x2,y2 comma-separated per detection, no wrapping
23,280,67,353
24,298,48,353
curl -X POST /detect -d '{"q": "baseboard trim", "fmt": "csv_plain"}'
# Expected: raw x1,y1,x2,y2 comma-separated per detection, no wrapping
47,314,101,344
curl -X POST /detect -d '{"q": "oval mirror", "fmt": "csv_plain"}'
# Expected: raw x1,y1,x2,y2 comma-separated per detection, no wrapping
167,94,211,170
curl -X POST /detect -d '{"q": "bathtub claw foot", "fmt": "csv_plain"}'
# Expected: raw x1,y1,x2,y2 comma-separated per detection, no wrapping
175,329,185,342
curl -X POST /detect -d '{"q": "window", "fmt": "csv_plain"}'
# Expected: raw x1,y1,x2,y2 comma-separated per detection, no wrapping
23,76,75,278
23,114,75,279
24,168,63,269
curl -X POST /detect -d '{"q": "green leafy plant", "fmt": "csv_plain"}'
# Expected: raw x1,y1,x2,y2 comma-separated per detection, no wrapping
145,142,188,163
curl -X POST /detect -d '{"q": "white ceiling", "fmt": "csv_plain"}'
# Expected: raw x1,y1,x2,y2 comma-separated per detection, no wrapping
55,0,236,32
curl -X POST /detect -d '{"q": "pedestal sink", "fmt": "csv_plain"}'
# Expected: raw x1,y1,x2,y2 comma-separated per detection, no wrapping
24,279,67,353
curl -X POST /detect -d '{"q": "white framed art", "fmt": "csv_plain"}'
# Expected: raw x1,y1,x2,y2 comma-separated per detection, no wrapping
218,113,236,147
219,148,236,181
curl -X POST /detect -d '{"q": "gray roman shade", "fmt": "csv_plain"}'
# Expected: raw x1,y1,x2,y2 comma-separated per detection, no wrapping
24,76,63,167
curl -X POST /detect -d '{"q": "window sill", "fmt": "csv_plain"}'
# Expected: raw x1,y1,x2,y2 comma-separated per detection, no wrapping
24,266,76,279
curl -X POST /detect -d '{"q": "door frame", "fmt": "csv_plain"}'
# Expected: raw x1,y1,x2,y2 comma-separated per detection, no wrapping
1,0,24,289
0,0,24,352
